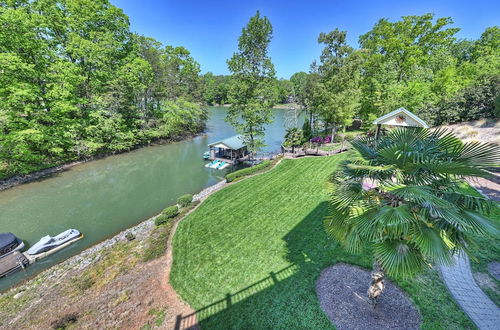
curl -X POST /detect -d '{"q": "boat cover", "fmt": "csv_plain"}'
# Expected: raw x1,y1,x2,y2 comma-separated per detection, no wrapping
0,233,21,256
27,229,81,255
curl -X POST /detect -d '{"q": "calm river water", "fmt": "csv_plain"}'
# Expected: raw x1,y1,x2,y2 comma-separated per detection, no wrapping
0,107,295,291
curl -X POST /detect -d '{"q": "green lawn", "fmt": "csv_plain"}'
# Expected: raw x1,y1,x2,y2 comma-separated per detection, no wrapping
171,155,475,329
317,142,343,152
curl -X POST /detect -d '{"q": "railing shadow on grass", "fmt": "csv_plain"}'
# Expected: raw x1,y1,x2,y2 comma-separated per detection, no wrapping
174,263,298,330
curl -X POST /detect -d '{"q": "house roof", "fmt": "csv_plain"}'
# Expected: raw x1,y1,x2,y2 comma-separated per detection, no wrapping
208,135,246,150
373,107,429,128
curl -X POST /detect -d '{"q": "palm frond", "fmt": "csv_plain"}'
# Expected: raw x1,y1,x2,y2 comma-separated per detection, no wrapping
343,163,395,179
373,240,427,278
443,191,497,215
409,222,454,265
460,210,500,235
325,126,499,278
350,138,377,160
458,141,500,167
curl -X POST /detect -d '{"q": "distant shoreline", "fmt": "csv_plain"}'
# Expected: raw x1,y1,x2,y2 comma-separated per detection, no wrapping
212,103,302,110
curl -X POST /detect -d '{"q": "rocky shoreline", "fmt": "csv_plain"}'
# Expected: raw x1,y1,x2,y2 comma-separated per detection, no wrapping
0,178,225,298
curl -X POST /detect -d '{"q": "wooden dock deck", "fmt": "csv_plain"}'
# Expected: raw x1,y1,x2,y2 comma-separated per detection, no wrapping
0,251,29,278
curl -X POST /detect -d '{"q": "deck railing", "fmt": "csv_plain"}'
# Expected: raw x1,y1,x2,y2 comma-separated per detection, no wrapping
174,264,298,330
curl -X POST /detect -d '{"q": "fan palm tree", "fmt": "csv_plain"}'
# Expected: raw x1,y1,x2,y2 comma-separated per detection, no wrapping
325,127,499,305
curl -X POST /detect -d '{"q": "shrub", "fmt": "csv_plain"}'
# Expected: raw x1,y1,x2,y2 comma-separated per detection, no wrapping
51,312,79,329
347,119,362,130
162,205,179,218
142,223,172,261
154,214,169,226
70,273,94,292
177,194,193,207
226,160,272,183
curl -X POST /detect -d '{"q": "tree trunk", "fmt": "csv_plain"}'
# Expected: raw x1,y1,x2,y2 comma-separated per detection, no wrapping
367,261,385,308
340,126,346,152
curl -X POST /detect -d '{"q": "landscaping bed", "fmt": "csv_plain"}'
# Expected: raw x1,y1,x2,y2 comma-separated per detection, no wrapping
317,263,421,329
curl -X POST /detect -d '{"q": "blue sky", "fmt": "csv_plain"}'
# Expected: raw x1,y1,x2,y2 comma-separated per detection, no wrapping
112,0,499,79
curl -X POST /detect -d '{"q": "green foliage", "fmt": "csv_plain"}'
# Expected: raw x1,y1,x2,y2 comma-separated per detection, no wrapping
283,128,304,151
201,73,230,105
0,0,207,179
326,128,500,278
225,160,272,183
143,221,173,261
177,194,193,207
314,29,362,131
295,15,499,128
146,200,199,260
226,11,278,154
358,14,460,118
301,118,312,141
276,78,293,103
290,72,309,106
161,205,179,219
155,204,180,225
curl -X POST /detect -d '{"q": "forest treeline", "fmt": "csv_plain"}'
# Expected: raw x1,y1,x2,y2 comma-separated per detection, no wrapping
1,1,498,179
203,15,499,133
0,0,207,178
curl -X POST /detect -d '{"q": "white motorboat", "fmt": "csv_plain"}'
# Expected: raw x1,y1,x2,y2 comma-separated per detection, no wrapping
27,229,81,255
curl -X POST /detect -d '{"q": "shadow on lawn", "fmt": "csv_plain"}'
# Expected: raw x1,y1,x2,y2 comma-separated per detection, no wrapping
174,201,371,329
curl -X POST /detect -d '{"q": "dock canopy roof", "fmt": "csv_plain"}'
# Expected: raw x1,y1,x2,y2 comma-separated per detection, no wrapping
373,107,429,128
208,135,246,150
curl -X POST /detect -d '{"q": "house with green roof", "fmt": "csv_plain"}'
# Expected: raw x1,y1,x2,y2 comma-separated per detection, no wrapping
208,135,249,164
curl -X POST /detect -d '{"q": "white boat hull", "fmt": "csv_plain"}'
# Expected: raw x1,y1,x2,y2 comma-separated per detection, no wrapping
27,229,81,255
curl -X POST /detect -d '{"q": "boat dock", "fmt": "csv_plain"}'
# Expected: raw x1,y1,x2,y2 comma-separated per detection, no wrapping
0,251,29,278
0,234,84,278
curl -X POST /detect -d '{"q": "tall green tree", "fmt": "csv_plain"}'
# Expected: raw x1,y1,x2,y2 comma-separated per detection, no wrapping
326,128,499,305
0,0,207,178
314,29,362,136
201,73,230,105
226,11,277,154
359,14,459,120
276,78,293,104
290,71,319,132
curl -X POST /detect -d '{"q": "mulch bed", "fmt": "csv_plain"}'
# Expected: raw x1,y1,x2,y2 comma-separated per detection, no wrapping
316,263,421,330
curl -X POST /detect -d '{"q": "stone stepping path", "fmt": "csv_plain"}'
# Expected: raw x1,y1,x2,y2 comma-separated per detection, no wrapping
442,176,500,329
441,254,500,329
488,262,500,281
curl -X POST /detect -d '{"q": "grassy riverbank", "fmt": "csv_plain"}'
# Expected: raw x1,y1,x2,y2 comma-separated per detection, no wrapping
171,155,475,329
